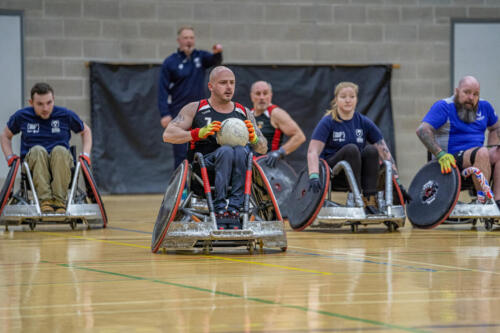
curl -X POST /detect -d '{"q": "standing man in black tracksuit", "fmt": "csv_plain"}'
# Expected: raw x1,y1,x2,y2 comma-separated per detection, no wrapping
158,26,223,169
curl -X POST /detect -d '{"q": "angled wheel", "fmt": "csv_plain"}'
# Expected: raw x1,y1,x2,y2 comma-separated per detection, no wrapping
151,160,189,253
407,161,461,229
287,159,330,231
80,157,108,227
251,160,283,222
0,158,20,216
254,157,297,218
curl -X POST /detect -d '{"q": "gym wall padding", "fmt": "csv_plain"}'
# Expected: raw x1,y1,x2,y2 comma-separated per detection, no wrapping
90,63,394,194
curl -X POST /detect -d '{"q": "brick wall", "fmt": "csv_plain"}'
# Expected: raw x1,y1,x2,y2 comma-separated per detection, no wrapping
2,0,500,183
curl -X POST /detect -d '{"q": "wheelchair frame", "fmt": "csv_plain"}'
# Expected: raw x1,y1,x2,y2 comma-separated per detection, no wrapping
0,156,107,231
151,152,287,254
310,159,406,232
443,172,500,231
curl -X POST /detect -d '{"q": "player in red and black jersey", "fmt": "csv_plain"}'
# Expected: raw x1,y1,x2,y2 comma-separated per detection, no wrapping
250,81,305,167
163,66,267,229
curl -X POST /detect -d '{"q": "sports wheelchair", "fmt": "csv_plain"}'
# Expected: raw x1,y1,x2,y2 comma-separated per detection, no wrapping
258,157,406,233
151,151,287,254
407,160,500,230
0,152,107,231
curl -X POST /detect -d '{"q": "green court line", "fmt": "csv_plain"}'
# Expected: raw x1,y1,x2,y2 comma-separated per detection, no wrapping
57,262,428,333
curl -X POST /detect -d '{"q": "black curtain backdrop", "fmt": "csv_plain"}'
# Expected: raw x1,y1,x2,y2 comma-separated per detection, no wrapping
90,62,394,194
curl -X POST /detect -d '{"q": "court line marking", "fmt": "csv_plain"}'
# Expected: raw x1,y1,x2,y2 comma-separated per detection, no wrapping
50,261,427,333
100,226,446,273
289,245,500,275
36,231,429,331
11,230,492,331
39,231,332,275
288,250,438,272
2,294,500,311
107,226,153,234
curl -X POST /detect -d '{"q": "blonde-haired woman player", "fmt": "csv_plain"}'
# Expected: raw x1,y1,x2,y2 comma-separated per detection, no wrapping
307,82,411,214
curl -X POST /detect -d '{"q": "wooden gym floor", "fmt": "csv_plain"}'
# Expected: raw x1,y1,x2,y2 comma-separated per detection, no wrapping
1,194,500,332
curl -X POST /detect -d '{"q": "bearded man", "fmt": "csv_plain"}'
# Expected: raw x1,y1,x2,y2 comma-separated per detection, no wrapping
417,75,500,207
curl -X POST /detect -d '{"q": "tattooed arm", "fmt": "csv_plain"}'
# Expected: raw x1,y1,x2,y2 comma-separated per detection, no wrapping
247,110,268,155
416,122,442,156
487,120,500,146
162,102,197,144
374,139,399,178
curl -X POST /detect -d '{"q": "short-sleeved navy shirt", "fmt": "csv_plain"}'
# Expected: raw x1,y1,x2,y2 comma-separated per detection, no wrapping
311,113,383,159
7,106,85,158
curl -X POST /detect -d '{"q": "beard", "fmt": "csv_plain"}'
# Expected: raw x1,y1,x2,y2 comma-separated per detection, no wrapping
454,97,478,123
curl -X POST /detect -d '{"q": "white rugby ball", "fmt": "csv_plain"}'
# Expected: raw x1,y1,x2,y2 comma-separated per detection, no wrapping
216,118,249,147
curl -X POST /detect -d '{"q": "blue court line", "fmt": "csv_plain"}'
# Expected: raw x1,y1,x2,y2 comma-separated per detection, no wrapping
108,225,440,273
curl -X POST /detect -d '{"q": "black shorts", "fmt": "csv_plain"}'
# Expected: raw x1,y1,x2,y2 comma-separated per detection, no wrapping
453,147,481,170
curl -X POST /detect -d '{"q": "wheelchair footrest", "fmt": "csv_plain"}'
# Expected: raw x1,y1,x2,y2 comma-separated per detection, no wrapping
314,204,405,228
160,219,287,250
449,201,500,219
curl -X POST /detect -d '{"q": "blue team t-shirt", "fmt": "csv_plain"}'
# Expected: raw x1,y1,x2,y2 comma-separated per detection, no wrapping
422,96,498,155
7,106,85,158
311,112,384,159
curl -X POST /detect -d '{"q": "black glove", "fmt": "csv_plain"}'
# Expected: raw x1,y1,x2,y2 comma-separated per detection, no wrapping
397,182,412,204
265,147,286,168
308,174,321,193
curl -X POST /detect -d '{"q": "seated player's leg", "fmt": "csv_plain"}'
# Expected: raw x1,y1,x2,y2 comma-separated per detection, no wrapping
204,145,234,228
226,145,247,229
25,145,53,213
49,145,73,213
228,146,246,209
326,143,362,190
462,147,491,202
361,145,380,214
488,147,500,206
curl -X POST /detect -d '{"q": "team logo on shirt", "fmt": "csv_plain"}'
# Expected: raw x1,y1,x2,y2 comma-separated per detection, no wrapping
51,120,60,133
476,110,484,121
27,123,39,134
356,129,363,143
332,131,345,142
257,121,264,129
194,57,201,68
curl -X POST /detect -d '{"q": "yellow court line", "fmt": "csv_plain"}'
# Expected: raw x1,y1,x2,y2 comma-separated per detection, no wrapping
290,245,500,275
41,231,149,249
207,255,332,275
40,232,332,275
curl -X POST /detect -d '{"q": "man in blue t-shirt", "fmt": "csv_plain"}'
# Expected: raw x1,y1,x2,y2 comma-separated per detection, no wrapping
158,26,223,169
0,82,92,213
417,75,500,206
